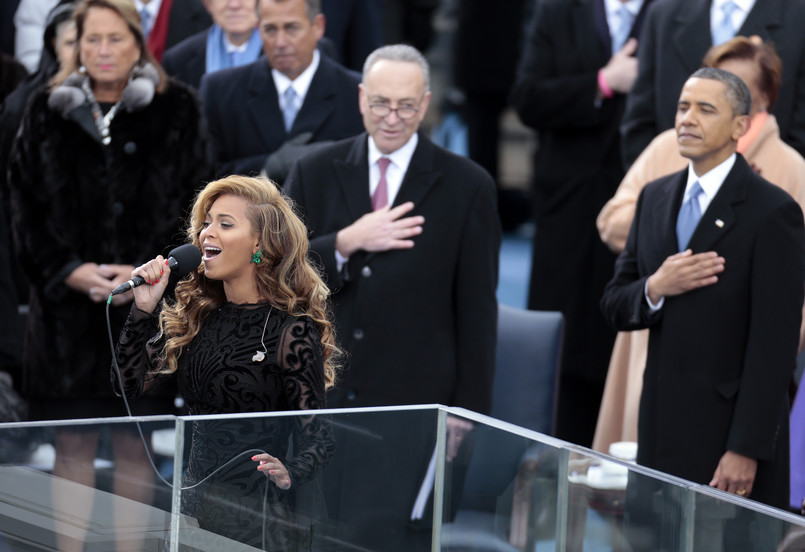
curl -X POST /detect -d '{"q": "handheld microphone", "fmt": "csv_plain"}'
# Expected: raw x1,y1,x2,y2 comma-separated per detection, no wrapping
111,244,202,296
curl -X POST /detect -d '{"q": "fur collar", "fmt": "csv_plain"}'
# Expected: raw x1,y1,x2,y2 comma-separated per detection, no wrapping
48,63,160,117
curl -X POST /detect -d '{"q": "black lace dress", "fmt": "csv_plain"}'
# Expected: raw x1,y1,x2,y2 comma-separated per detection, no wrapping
113,301,334,550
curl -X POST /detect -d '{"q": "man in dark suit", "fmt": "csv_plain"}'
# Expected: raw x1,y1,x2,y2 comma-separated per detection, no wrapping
200,0,364,178
621,0,805,168
137,0,212,62
602,68,804,524
285,44,500,550
162,0,260,89
510,0,653,447
320,0,382,71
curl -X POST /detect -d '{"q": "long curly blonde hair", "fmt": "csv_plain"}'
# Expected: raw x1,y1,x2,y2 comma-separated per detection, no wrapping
154,175,339,389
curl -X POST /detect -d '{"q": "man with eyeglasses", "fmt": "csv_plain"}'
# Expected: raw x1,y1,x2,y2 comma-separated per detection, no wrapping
285,44,501,550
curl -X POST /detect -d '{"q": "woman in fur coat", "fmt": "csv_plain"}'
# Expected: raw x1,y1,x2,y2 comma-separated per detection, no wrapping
6,0,211,539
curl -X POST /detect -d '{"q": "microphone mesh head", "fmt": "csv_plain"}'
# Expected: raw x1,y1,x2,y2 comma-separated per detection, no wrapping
168,244,202,276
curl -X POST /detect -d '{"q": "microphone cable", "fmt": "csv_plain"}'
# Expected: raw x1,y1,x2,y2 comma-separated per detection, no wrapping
105,295,273,548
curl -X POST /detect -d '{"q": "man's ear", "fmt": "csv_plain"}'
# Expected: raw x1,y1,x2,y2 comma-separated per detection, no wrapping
732,114,750,141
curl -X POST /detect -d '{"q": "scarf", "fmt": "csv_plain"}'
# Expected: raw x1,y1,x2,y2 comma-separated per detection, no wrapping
205,24,262,74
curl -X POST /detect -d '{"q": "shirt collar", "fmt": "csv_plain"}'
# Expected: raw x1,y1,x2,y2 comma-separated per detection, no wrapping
367,132,419,173
685,152,737,200
604,0,644,19
224,31,250,54
133,0,161,17
272,49,320,99
712,0,754,15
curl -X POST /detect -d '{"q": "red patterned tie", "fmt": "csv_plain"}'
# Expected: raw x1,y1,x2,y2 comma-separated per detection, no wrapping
372,157,391,210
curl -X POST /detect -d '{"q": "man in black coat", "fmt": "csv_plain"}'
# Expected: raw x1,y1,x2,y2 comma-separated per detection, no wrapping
285,44,500,551
621,0,805,168
140,0,212,62
510,0,653,446
200,0,363,178
602,69,803,545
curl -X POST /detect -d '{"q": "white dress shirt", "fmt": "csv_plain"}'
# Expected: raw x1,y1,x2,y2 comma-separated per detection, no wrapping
710,0,756,40
272,49,320,113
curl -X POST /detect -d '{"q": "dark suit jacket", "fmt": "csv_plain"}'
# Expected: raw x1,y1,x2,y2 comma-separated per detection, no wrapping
284,132,500,414
621,0,805,167
163,0,211,55
509,0,652,383
200,54,364,176
601,154,805,508
162,29,207,89
321,0,382,71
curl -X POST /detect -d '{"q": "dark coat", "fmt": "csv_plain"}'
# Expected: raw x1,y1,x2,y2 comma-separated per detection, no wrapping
200,54,364,176
601,155,805,509
621,0,805,167
510,0,652,387
284,132,500,414
7,80,212,402
321,0,382,71
161,29,208,90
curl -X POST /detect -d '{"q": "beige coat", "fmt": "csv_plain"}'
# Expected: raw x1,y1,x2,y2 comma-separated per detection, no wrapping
592,113,805,453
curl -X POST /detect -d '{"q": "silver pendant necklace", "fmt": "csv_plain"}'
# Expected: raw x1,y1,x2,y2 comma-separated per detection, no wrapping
82,78,121,146
252,306,273,362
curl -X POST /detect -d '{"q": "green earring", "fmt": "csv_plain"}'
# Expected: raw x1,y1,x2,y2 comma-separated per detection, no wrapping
251,249,263,264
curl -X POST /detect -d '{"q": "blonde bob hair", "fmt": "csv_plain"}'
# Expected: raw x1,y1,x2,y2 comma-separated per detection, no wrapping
154,175,338,388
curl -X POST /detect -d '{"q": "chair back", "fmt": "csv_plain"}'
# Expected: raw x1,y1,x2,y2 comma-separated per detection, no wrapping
491,304,563,434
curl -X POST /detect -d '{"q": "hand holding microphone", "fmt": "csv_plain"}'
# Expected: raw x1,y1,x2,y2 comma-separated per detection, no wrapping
120,244,202,314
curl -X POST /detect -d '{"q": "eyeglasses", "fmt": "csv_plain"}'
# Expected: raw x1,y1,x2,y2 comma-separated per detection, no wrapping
368,103,420,120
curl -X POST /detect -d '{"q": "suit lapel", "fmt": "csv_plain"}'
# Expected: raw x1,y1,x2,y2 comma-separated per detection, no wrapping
688,156,749,252
671,0,712,72
333,134,372,220
246,61,284,149
630,0,656,40
291,55,337,135
653,171,686,255
393,134,441,209
589,0,612,57
740,0,783,37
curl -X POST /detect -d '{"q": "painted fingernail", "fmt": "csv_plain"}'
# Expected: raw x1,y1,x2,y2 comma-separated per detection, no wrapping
160,269,164,276
164,259,169,266
251,456,257,460
269,470,275,475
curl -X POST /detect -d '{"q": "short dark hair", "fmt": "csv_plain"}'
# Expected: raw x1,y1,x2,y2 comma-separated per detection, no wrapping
690,67,752,116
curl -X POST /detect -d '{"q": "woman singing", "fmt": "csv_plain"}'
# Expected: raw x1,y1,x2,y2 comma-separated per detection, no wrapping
114,175,338,549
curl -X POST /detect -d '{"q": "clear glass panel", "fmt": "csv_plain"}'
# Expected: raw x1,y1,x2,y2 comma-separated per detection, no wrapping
438,409,561,551
562,447,690,552
174,406,440,551
2,407,804,552
0,416,177,551
692,488,805,552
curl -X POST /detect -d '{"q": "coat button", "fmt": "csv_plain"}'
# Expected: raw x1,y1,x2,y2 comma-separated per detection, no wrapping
346,390,357,401
123,141,137,154
112,202,124,215
353,328,364,340
361,266,372,277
